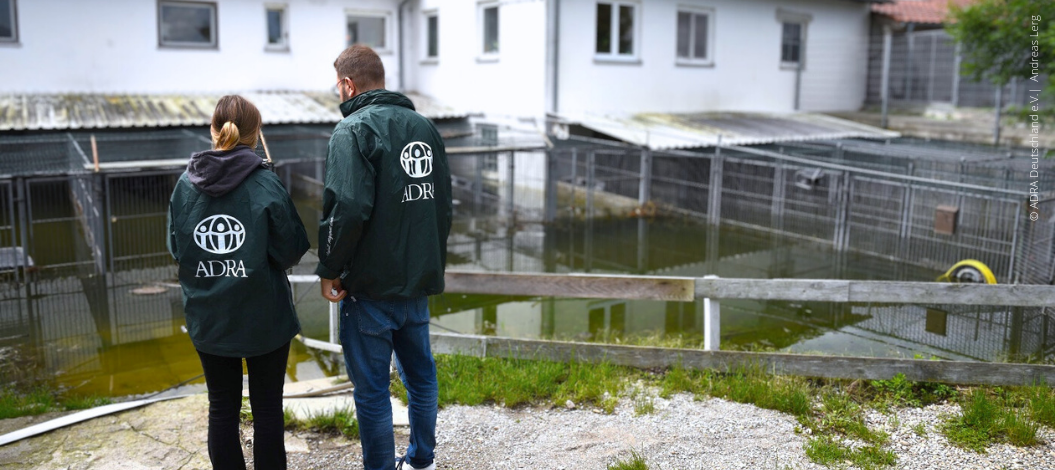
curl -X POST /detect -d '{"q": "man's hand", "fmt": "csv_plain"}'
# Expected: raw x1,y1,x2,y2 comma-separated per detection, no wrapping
321,277,347,302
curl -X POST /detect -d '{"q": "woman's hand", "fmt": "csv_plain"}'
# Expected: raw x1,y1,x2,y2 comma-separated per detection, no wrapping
320,277,347,302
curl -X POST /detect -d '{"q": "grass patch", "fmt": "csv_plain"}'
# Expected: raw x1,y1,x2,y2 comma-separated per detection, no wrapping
284,406,359,439
804,436,895,470
941,389,1040,452
633,396,655,416
865,374,955,409
911,422,927,437
0,386,113,419
607,450,648,470
392,355,635,412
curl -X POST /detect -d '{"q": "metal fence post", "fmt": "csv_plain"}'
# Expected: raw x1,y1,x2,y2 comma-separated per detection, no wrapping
994,85,1004,146
905,23,915,101
880,25,892,128
473,153,483,214
586,150,595,218
544,150,558,223
708,136,723,226
952,43,962,107
638,147,652,206
506,151,515,222
703,275,720,351
771,164,786,230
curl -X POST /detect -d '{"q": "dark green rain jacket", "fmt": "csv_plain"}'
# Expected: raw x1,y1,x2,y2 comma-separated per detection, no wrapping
168,146,310,357
315,89,452,299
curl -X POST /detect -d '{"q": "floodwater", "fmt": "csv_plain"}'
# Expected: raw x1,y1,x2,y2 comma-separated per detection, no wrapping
0,194,1042,401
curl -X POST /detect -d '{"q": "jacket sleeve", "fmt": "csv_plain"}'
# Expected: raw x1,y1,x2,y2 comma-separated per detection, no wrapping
167,204,178,262
315,125,376,280
265,174,311,271
167,183,181,262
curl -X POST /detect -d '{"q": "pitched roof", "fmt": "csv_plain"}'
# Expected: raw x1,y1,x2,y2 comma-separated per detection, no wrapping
0,91,466,132
871,0,978,25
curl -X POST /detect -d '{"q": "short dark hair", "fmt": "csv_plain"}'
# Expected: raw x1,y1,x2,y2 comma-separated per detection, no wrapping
334,45,385,91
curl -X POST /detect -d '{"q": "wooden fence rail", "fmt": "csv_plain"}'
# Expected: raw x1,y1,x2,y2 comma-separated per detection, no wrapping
288,271,1055,386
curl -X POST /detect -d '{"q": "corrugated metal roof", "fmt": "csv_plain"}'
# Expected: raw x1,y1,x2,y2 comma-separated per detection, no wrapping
871,0,977,24
0,91,467,132
561,112,900,150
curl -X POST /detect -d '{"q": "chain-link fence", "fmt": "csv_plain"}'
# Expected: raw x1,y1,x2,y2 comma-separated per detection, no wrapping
546,136,1043,285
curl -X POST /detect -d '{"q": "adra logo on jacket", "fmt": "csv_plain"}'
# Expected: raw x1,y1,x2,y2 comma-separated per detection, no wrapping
400,141,436,203
194,214,248,278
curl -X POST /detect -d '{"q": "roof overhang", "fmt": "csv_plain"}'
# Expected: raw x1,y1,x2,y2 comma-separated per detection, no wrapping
0,91,467,132
555,111,900,150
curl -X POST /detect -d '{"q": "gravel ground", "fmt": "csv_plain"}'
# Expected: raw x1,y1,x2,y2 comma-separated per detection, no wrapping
5,392,1055,469
285,391,1055,470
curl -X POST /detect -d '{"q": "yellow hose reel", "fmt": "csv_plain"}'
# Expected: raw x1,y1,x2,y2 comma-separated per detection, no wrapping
936,259,997,284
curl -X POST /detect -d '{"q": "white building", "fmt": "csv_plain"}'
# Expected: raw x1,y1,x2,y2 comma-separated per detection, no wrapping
0,0,881,129
404,0,877,122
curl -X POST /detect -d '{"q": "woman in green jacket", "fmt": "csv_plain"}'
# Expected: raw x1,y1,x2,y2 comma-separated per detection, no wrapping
168,95,310,470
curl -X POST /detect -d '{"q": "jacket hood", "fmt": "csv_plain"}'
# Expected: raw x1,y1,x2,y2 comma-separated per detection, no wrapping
186,145,266,197
340,89,416,117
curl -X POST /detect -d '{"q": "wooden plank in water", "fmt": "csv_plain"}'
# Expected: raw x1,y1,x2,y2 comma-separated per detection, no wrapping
429,334,1055,387
443,271,695,302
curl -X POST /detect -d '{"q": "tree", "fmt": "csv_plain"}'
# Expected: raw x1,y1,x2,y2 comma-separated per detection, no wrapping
947,0,1055,123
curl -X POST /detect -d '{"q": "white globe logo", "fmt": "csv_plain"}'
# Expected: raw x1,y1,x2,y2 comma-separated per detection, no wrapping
194,214,246,255
400,142,433,178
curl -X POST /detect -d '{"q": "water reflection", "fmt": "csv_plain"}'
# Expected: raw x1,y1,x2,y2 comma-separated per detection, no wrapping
0,212,1049,399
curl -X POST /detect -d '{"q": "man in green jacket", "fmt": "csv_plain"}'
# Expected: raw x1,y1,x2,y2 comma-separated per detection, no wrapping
318,45,451,470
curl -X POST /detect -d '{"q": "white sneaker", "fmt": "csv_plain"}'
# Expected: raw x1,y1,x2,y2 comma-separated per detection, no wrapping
396,455,436,470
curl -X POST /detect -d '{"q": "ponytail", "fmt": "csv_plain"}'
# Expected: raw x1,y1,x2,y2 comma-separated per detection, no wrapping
214,121,241,151
209,95,262,152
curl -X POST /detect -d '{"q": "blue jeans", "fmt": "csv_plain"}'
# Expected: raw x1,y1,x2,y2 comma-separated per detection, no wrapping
340,296,437,470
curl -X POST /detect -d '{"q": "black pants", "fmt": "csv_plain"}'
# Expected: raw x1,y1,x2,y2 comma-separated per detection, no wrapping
197,341,290,470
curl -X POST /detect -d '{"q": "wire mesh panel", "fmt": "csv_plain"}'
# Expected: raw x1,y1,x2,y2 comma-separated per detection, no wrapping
846,176,906,258
719,159,778,230
649,153,711,217
105,171,183,276
777,165,839,242
901,185,1018,282
1017,198,1055,285
71,130,209,164
24,177,97,279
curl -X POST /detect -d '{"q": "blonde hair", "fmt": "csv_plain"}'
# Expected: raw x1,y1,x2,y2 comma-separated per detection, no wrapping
210,95,262,151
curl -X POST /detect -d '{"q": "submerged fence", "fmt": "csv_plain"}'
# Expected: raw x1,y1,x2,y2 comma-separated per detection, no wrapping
545,137,1050,285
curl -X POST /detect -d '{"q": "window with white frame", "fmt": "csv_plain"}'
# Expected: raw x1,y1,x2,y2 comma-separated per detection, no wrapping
776,9,811,69
424,11,438,60
0,0,17,43
158,1,218,48
676,7,714,65
265,4,288,51
595,2,638,61
479,3,499,58
347,10,391,53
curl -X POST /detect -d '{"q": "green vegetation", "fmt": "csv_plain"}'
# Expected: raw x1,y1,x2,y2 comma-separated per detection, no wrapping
384,355,1055,468
947,0,1055,128
0,386,113,419
607,450,648,470
390,354,635,411
941,389,1039,452
282,406,360,440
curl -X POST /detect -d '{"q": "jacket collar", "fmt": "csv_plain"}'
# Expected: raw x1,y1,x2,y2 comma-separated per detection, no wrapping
339,89,416,117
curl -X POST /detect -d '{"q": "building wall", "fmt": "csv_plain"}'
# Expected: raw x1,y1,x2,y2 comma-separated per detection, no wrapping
0,0,403,93
403,0,548,119
555,0,872,115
